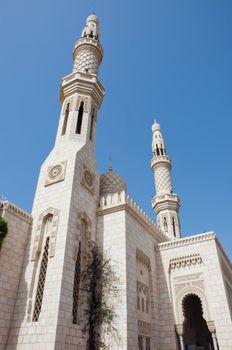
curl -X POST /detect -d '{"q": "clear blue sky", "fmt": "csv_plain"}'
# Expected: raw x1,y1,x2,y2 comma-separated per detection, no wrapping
1,0,232,259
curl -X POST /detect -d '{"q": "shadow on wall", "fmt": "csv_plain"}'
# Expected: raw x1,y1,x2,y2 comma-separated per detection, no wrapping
156,250,179,350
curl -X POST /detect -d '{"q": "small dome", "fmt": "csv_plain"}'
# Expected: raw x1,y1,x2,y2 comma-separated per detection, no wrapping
100,169,127,196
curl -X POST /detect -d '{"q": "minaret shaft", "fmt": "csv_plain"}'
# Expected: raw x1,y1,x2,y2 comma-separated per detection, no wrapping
7,14,105,350
151,123,181,239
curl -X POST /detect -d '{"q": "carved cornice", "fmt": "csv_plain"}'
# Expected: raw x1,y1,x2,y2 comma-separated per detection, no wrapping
158,232,216,251
170,254,203,270
60,72,105,107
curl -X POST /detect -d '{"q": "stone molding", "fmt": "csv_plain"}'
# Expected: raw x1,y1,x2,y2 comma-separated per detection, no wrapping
158,232,216,251
169,254,203,270
60,72,105,108
0,200,32,223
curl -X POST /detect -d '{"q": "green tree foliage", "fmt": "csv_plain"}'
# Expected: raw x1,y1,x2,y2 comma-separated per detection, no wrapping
0,217,8,249
79,241,119,350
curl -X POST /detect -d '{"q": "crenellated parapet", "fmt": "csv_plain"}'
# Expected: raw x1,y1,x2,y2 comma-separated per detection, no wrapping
98,191,174,242
0,200,32,223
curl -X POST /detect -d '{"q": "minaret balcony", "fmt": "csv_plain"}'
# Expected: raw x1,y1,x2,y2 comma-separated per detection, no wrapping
151,193,180,213
151,155,171,169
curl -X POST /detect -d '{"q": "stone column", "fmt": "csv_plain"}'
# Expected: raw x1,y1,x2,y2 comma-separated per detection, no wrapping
207,321,219,350
175,324,185,350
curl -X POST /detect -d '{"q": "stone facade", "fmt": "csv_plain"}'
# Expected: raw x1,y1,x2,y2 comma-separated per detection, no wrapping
0,13,231,350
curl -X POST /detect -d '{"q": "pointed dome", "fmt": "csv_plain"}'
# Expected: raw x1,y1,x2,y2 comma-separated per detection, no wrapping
100,164,127,196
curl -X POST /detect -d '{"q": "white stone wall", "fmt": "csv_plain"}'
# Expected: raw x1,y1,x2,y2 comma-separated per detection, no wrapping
0,202,32,350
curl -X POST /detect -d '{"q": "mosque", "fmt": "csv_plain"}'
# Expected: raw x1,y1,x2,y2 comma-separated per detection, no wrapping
0,14,231,350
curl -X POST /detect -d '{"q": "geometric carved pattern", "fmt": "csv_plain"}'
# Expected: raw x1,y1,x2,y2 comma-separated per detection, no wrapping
170,254,203,270
32,237,49,322
74,50,99,75
155,166,172,193
73,242,81,324
31,208,59,261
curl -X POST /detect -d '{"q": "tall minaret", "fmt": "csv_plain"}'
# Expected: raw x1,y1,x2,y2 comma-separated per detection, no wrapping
151,122,181,239
8,14,105,349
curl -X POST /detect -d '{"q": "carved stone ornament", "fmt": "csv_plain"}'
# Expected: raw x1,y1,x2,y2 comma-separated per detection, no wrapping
45,161,67,186
169,253,203,270
76,96,89,112
138,320,151,335
81,166,95,194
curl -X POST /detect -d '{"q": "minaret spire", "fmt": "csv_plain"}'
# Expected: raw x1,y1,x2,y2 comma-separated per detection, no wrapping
56,14,105,149
151,122,181,238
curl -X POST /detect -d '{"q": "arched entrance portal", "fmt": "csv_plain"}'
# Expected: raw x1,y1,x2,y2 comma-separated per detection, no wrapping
182,294,214,350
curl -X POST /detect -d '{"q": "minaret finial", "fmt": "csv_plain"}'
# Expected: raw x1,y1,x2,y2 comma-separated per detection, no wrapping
109,156,113,172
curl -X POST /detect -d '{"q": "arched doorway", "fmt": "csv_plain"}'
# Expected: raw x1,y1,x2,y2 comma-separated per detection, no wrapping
182,294,214,350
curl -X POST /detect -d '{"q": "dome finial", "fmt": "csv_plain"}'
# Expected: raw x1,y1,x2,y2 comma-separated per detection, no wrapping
109,156,113,172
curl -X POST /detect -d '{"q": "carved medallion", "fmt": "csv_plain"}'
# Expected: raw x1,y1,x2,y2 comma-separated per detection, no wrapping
81,167,95,194
45,161,67,186
84,170,94,187
48,165,63,180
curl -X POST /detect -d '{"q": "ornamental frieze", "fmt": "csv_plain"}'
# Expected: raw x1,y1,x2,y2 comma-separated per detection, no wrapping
169,253,203,270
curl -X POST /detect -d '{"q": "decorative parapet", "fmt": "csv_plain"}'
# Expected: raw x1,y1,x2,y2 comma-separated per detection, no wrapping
98,191,174,242
0,200,32,223
158,232,216,251
169,254,203,270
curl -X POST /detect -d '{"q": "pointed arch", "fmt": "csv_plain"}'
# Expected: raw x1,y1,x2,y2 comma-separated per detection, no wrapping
76,101,84,134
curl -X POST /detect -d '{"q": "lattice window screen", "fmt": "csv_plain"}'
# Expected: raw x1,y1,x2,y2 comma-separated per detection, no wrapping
73,242,81,324
138,335,143,350
32,237,50,322
145,337,151,350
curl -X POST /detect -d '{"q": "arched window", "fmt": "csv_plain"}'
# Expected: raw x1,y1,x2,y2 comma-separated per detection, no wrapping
32,215,53,321
32,237,50,321
172,217,176,237
156,145,160,156
164,217,168,232
76,101,84,134
61,103,70,136
142,298,145,312
89,109,95,140
146,299,149,313
137,296,140,310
